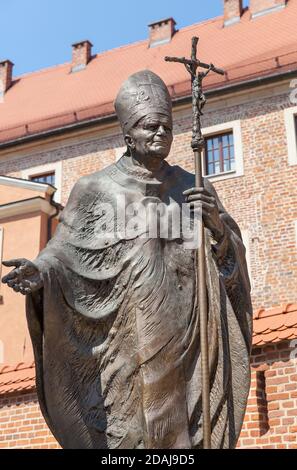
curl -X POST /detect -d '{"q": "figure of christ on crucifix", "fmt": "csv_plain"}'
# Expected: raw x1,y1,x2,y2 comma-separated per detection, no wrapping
165,36,225,151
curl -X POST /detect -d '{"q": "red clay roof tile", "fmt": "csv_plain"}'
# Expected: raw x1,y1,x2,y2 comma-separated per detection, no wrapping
0,1,297,143
252,304,297,346
0,362,35,394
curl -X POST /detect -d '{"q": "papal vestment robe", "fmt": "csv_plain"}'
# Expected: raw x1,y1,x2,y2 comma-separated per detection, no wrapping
26,155,252,449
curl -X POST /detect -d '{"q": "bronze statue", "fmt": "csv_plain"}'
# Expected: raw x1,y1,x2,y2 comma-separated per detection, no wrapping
2,67,252,449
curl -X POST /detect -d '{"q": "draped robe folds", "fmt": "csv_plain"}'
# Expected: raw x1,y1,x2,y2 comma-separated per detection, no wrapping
26,155,252,449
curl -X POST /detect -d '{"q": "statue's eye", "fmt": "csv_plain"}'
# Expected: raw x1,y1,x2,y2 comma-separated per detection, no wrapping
147,124,158,131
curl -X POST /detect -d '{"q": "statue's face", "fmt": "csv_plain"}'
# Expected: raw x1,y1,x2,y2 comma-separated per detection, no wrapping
126,113,173,161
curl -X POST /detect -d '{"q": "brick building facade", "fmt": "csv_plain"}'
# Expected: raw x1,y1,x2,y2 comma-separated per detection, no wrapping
0,0,297,448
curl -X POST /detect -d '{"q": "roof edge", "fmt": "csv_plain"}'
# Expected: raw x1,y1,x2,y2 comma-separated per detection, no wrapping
0,196,58,219
0,175,56,194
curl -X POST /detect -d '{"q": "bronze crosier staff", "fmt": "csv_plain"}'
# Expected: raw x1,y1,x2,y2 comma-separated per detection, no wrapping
165,37,225,449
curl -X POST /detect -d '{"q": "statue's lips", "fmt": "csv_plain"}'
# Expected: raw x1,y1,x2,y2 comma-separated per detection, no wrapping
152,140,169,147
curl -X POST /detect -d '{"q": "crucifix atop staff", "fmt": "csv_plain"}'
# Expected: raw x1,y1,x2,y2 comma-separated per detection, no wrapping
165,37,225,450
165,36,224,154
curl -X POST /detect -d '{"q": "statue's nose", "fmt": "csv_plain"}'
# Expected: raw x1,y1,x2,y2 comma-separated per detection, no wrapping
156,125,166,136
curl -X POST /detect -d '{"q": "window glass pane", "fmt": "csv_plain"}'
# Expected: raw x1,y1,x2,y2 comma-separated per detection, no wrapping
207,162,214,175
230,159,236,171
214,149,220,162
229,145,234,159
222,134,229,146
208,151,214,163
215,161,221,174
224,160,231,172
213,137,219,149
207,138,213,150
31,172,55,186
223,146,230,159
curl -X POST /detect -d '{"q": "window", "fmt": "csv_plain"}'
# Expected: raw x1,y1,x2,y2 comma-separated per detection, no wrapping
30,172,55,186
205,132,235,176
22,161,62,202
201,120,243,181
284,106,297,166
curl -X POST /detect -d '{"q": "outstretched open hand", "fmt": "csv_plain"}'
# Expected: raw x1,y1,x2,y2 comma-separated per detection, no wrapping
2,258,43,295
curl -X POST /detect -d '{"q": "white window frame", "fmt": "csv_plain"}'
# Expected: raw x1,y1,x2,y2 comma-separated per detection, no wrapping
21,161,62,203
202,120,244,182
240,228,252,289
284,106,297,166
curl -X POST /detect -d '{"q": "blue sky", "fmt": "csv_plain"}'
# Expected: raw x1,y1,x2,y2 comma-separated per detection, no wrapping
0,0,249,76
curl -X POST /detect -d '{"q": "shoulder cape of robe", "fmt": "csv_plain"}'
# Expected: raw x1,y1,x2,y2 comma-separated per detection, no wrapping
26,156,252,449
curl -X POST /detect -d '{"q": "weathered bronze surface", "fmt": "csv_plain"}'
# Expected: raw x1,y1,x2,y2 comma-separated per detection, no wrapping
2,69,252,449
